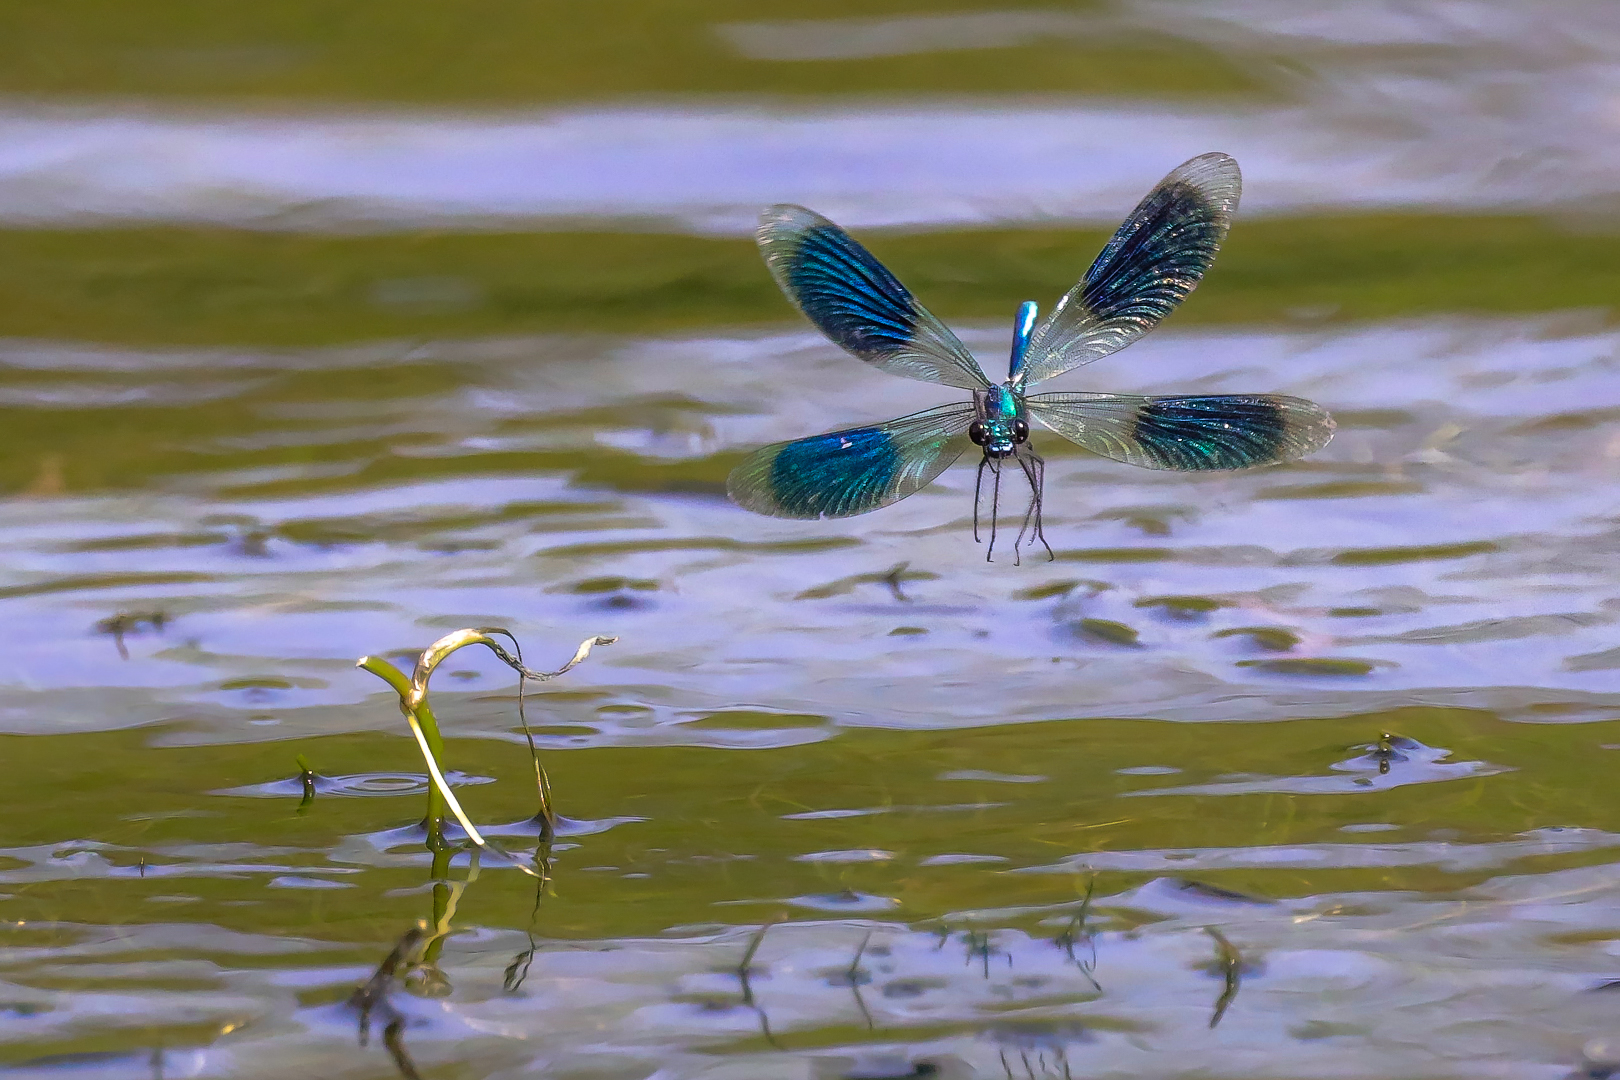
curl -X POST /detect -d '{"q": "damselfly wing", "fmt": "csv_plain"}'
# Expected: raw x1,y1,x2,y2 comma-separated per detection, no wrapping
727,153,1336,561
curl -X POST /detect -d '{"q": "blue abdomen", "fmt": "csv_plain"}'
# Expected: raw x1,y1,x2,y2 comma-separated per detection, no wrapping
1007,300,1038,380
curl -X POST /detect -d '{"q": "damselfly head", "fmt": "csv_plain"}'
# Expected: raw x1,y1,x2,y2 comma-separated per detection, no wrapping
968,417,1028,459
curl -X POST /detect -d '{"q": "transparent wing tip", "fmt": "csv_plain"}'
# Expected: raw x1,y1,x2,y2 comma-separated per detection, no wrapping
1256,396,1337,464
758,203,823,230
1298,401,1337,453
1175,151,1239,175
1165,152,1242,213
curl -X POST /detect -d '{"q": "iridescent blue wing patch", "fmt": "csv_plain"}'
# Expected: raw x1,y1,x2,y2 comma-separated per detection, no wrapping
758,205,990,391
1015,153,1241,390
1026,392,1334,471
728,402,976,519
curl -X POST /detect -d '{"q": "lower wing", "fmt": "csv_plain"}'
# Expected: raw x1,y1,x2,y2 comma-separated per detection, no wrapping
728,402,976,519
1026,392,1334,470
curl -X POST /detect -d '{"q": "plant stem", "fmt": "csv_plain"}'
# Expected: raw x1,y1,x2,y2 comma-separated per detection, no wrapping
357,654,449,838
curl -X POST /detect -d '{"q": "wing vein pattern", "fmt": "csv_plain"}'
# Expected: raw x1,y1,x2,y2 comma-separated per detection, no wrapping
728,402,977,519
1027,392,1335,471
758,205,990,390
1017,152,1242,389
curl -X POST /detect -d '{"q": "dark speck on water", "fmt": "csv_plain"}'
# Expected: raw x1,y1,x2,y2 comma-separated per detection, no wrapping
94,609,168,660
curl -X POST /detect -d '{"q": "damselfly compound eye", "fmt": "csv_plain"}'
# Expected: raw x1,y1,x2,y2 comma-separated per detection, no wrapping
969,420,987,446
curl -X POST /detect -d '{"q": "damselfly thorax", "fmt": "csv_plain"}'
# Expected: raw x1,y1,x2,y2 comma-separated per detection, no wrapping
968,307,1049,562
969,383,1028,460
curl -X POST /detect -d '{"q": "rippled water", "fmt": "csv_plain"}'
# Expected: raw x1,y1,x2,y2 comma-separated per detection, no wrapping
4,309,1620,1076
4,2,1620,1077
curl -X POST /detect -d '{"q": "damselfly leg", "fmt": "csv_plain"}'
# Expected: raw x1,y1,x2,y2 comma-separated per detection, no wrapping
973,456,987,544
973,455,1007,562
1014,450,1054,562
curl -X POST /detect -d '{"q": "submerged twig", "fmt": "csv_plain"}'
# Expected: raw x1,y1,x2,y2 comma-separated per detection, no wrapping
1204,926,1242,1029
356,628,615,875
848,929,875,1030
1054,875,1101,992
738,915,783,994
738,916,786,1051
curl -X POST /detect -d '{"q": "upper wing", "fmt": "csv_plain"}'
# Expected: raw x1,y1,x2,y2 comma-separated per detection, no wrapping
1015,153,1241,390
1026,392,1335,471
758,205,990,391
728,402,976,519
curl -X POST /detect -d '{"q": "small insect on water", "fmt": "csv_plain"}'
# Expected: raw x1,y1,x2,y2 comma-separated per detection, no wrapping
726,153,1337,562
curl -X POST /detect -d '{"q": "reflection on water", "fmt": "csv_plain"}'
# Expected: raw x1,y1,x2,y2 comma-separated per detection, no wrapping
16,817,1620,1078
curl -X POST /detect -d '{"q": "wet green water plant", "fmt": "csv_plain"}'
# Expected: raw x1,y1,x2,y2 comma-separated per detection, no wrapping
294,754,316,813
356,627,615,873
